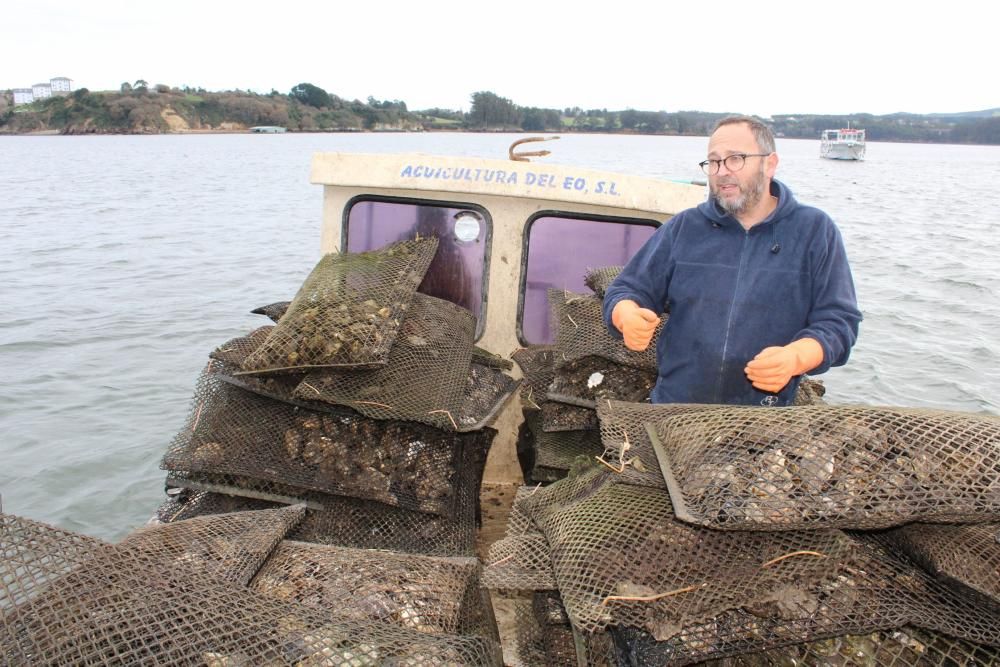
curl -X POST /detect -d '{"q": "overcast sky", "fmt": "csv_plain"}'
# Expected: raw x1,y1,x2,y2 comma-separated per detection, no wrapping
4,0,996,117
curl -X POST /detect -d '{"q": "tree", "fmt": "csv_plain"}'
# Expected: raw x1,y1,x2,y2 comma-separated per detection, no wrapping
468,91,520,129
120,82,133,94
290,83,332,108
134,80,148,93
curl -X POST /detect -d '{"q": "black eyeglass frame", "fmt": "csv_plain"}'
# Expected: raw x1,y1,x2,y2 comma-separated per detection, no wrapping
698,152,772,175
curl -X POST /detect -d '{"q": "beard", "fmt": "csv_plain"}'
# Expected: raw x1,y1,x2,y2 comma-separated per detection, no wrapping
712,163,768,217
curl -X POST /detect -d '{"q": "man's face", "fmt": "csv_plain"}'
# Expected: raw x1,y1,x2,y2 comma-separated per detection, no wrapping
706,123,775,217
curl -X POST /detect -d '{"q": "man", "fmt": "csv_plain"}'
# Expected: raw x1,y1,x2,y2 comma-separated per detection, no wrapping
602,116,861,406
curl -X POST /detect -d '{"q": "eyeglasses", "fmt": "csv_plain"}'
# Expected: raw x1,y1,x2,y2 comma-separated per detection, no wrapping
698,153,771,175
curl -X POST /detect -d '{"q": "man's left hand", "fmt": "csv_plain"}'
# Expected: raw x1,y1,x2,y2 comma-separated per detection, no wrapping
745,338,824,393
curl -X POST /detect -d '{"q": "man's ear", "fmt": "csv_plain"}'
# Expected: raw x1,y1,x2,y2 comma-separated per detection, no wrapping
766,152,779,178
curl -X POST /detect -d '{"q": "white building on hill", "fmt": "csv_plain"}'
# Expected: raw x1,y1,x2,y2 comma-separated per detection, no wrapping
50,77,73,94
31,83,52,100
13,89,34,105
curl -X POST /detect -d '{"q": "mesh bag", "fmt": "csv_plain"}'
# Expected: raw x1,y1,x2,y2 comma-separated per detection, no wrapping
596,400,724,489
543,400,599,432
484,486,558,591
250,300,290,322
1,512,503,666
159,429,490,557
547,355,657,408
512,345,559,409
523,411,604,483
583,265,622,299
293,292,476,431
508,597,617,667
161,365,493,517
548,289,663,371
472,345,513,371
605,529,1000,665
512,467,857,641
249,540,483,636
616,626,1000,667
120,504,305,586
213,327,518,432
239,237,440,374
884,522,1000,604
646,405,1000,530
209,325,277,367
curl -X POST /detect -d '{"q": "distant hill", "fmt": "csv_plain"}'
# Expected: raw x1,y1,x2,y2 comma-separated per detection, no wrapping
2,84,998,145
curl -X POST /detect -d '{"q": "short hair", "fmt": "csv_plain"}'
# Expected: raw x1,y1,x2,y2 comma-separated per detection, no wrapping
713,115,776,154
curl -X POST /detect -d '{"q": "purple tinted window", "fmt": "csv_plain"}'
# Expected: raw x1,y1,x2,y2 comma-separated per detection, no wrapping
346,199,490,335
521,215,658,344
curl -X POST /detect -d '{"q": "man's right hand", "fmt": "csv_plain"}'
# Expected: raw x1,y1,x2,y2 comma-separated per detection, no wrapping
611,300,661,351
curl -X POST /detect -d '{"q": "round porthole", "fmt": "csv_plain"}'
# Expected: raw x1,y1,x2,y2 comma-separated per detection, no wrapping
453,211,482,243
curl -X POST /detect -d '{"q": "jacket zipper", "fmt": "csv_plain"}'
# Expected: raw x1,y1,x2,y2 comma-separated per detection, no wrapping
714,228,750,402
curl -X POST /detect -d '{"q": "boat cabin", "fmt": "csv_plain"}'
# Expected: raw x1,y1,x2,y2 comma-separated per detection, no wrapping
310,148,705,486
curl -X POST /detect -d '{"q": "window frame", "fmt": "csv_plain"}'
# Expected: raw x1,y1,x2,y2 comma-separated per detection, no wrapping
342,194,494,340
516,209,661,346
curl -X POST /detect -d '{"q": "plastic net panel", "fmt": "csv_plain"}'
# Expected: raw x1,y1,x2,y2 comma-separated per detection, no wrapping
583,265,622,299
616,626,1000,667
885,522,1000,604
596,400,722,489
548,289,662,371
484,487,557,591
542,399,598,432
1,512,502,666
513,468,858,639
547,355,657,408
647,405,1000,530
159,429,489,557
213,328,517,432
526,411,604,483
161,367,489,517
240,237,439,373
249,540,482,636
293,293,475,431
121,504,305,586
512,345,559,408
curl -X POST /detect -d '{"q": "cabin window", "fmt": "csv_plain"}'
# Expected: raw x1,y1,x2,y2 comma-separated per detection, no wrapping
344,197,492,339
518,212,659,345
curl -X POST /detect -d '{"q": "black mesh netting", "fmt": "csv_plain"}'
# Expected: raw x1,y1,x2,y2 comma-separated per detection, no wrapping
645,405,1000,530
250,300,290,323
512,345,559,409
507,594,618,667
239,237,440,374
583,265,622,299
884,522,1000,604
161,364,495,517
542,399,599,432
0,512,502,665
212,325,517,432
248,540,490,637
292,292,476,431
548,289,663,372
596,400,723,489
615,626,1000,666
498,464,1000,658
483,486,558,591
509,466,860,640
520,410,604,484
547,355,657,409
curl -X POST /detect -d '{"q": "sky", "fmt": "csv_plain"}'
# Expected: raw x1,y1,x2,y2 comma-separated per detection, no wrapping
3,0,997,118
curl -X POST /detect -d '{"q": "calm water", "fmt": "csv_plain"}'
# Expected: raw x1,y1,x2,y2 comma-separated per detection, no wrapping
1,133,998,540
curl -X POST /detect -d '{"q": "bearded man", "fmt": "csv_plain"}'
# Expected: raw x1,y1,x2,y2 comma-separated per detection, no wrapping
603,116,862,406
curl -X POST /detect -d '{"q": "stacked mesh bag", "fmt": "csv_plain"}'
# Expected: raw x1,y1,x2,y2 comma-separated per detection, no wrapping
158,237,518,557
493,267,1000,665
49,238,517,667
1,506,503,664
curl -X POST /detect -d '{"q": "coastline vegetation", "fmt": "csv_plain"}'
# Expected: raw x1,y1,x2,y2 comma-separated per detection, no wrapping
1,82,998,144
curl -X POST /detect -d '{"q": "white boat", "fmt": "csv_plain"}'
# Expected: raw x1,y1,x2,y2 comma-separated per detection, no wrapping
821,127,866,160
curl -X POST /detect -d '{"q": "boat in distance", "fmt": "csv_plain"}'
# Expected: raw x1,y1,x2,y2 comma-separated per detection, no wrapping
821,127,866,160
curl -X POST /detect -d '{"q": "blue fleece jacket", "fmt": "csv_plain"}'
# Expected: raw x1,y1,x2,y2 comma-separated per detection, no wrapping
603,179,861,407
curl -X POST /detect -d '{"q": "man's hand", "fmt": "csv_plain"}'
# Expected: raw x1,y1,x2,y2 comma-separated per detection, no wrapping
745,338,824,393
612,300,661,351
